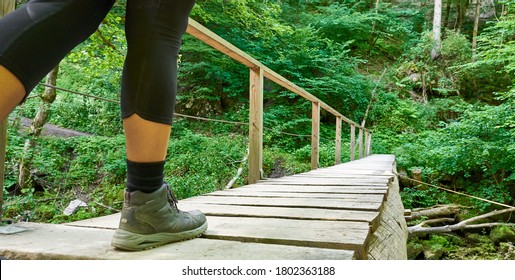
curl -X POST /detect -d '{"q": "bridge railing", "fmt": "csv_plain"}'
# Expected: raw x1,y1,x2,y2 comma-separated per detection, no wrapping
185,18,371,183
0,18,373,214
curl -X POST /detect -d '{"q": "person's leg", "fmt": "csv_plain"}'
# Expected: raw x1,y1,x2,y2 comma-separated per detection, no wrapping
0,66,24,122
0,0,114,120
111,0,207,251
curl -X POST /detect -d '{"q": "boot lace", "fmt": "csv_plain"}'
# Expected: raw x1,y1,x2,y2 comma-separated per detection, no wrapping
165,184,180,210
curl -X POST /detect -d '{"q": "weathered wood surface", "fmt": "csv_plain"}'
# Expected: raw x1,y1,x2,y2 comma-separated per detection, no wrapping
0,223,353,260
0,154,405,260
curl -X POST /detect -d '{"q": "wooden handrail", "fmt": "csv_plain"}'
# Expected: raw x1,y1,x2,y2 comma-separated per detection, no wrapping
186,18,365,129
186,17,371,182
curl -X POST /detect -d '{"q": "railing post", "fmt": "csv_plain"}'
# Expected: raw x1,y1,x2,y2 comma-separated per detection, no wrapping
364,130,370,157
358,128,363,159
350,124,356,161
366,132,372,156
311,101,320,170
248,67,264,184
335,116,342,165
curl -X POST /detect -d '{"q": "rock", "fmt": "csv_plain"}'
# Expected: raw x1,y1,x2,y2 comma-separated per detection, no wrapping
489,226,515,245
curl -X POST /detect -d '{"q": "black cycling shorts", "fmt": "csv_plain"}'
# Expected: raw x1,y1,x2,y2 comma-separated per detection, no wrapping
0,0,195,125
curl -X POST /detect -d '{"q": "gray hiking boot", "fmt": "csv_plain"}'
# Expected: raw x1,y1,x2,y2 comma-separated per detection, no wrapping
111,183,207,251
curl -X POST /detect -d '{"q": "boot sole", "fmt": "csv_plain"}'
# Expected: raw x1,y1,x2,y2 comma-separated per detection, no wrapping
111,221,208,251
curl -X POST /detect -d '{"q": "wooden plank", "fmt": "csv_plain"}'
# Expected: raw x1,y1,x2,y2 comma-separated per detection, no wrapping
183,196,383,211
258,179,389,186
0,222,354,260
205,190,385,201
290,173,393,179
300,168,393,174
180,203,380,223
203,216,370,253
236,184,388,194
267,176,390,182
186,18,260,69
248,67,264,184
252,184,388,192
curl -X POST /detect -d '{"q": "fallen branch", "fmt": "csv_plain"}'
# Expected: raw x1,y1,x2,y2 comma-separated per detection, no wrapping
409,207,515,235
225,148,249,189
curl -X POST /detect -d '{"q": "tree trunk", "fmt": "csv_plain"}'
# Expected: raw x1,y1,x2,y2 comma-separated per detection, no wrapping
457,1,465,31
472,0,481,60
0,0,16,220
431,0,442,60
18,66,59,190
443,0,451,29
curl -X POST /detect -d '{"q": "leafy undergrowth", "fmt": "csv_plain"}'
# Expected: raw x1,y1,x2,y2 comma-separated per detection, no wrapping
2,126,333,224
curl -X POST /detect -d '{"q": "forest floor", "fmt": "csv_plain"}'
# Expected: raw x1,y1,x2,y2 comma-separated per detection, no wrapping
18,117,92,138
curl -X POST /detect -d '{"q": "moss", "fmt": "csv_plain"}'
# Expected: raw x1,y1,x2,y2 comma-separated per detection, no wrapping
420,234,457,260
498,242,515,260
407,237,424,259
489,225,515,245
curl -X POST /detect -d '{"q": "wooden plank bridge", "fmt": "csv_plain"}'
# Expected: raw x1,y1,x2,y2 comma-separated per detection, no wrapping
0,154,408,260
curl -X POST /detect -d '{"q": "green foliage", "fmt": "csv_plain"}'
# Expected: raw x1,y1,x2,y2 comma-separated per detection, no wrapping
394,101,514,209
401,187,450,209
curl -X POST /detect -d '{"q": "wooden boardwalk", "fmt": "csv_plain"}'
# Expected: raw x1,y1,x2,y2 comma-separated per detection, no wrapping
0,154,407,260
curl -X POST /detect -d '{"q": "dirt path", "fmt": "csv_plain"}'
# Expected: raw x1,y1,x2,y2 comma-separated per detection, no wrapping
19,117,92,138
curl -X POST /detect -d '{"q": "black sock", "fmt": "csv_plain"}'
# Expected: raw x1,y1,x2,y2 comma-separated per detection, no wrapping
126,159,165,193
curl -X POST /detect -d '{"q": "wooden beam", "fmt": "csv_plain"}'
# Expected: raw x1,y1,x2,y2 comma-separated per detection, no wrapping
186,18,260,69
335,116,342,164
248,67,264,184
366,132,372,156
350,124,356,161
358,128,363,159
311,102,320,170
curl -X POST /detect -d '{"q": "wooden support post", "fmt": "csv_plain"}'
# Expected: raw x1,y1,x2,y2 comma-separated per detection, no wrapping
335,116,342,165
350,124,355,161
366,132,372,156
1,0,16,221
364,130,370,157
358,128,363,159
248,67,263,184
311,102,320,170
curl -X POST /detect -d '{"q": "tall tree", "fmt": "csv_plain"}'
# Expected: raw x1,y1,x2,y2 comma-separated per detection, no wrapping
431,0,443,60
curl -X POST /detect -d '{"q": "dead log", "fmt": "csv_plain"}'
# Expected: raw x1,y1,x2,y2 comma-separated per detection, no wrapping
406,204,462,221
408,207,515,235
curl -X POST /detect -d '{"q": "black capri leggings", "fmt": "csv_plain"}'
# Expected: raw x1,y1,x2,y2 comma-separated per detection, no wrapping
0,0,195,125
